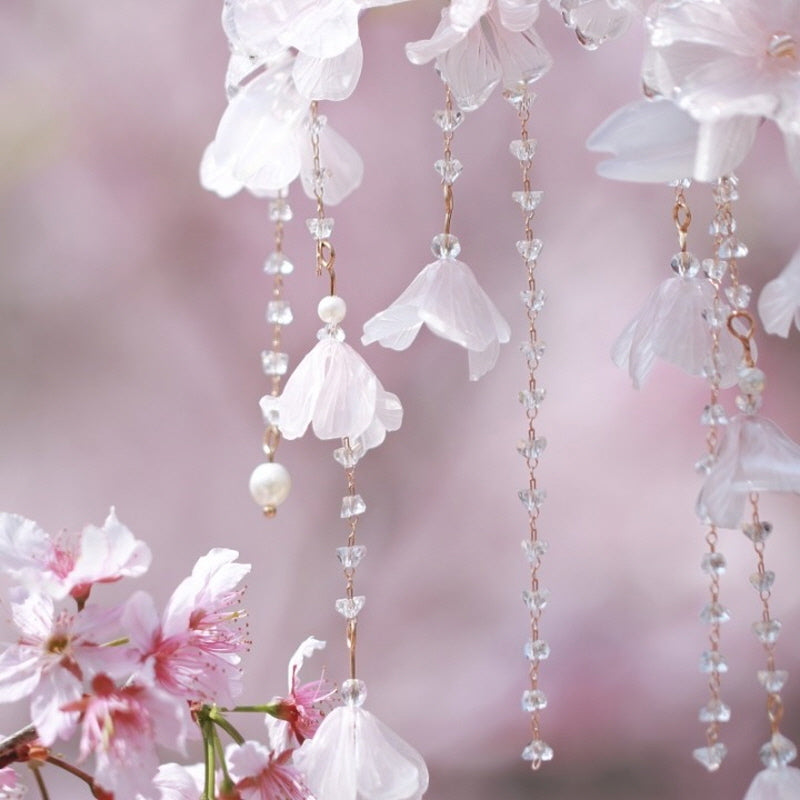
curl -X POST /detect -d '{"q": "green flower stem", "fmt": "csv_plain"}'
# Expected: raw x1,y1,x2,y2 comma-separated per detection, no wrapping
208,707,245,746
201,718,216,800
224,703,280,716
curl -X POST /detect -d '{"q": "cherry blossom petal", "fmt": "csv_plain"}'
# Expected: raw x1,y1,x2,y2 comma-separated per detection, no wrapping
293,40,363,101
286,637,326,691
31,668,82,744
0,513,50,580
758,246,800,337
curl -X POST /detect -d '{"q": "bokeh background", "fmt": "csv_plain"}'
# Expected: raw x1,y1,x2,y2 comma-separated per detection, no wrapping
3,1,800,798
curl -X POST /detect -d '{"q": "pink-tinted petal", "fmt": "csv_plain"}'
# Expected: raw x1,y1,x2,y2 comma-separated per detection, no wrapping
490,20,552,90
449,0,490,32
31,668,82,744
279,0,360,60
405,12,465,65
744,765,800,800
293,40,363,101
758,246,800,337
286,637,326,691
361,301,425,350
299,122,364,205
438,24,501,111
694,115,760,181
497,0,541,32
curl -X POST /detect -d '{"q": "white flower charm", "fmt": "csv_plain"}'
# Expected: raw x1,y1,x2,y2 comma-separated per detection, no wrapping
361,255,511,381
697,414,800,528
549,0,645,49
611,269,742,389
262,297,402,450
406,0,551,111
294,681,428,800
758,245,800,337
744,766,800,800
644,0,800,180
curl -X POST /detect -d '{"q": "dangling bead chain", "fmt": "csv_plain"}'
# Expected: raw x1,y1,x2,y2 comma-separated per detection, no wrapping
505,87,551,770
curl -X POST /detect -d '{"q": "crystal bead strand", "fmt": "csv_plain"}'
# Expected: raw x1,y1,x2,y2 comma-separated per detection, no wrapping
504,87,552,770
248,190,294,517
689,178,731,771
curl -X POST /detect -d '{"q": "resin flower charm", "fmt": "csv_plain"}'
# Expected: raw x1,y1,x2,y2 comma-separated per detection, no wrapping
263,296,403,450
744,766,800,800
697,414,800,528
294,680,428,800
549,0,645,49
758,245,800,337
361,248,511,381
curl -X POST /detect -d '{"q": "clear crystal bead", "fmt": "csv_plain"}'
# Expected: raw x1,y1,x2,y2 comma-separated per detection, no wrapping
718,237,748,260
735,393,762,414
753,619,782,645
698,700,731,723
306,217,334,239
341,678,367,707
520,341,546,365
694,453,716,475
701,552,726,576
701,404,728,425
738,367,766,395
520,289,546,312
433,108,464,132
337,545,367,570
523,588,550,611
268,197,293,223
317,325,346,343
760,733,797,768
434,157,463,184
519,388,546,410
709,217,736,236
512,190,544,212
522,739,553,763
725,284,752,309
266,300,293,325
742,520,773,543
522,539,549,562
517,437,547,459
518,488,547,512
333,440,365,468
713,180,739,204
670,251,701,278
430,233,461,259
693,743,727,772
702,258,728,282
524,639,551,661
510,138,537,161
263,252,294,275
522,689,548,712
749,570,775,593
335,596,365,620
308,113,327,136
700,602,731,624
341,494,366,519
758,669,789,693
517,239,543,262
261,350,289,376
699,650,728,674
702,304,728,329
503,88,536,108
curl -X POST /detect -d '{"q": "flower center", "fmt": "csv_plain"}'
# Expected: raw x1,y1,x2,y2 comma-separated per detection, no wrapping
46,634,70,654
767,31,797,60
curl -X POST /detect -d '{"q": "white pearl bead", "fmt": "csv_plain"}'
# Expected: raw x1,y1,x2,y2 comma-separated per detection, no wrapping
249,462,291,514
317,295,347,324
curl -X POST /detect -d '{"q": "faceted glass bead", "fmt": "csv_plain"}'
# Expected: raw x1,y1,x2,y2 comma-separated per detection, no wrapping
309,113,328,136
738,367,766,395
693,743,727,772
522,539,549,562
749,570,775,593
520,341,546,365
335,596,365,620
434,157,463,184
523,588,550,611
753,619,782,645
517,437,547,460
512,190,544,212
742,520,773,544
713,177,738,203
758,669,789,693
718,237,748,260
316,325,346,343
760,733,798,768
337,545,367,570
701,552,727,576
261,350,289,376
522,689,548,712
694,453,716,475
702,304,728,329
699,650,728,674
702,258,728,282
735,393,762,414
263,253,294,275
430,233,461,259
433,108,464,132
709,217,736,235
522,739,553,763
725,284,752,309
518,488,547,512
701,404,728,426
517,239,543,262
340,494,366,519
670,251,701,278
524,639,551,661
698,700,731,723
268,197,293,223
519,388,546,410
509,138,537,161
333,440,365,468
341,678,367,707
700,602,731,624
306,217,334,239
520,289,546,312
266,300,293,325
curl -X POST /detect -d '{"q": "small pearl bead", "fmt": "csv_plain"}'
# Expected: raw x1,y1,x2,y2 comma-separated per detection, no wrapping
249,462,291,514
318,295,347,324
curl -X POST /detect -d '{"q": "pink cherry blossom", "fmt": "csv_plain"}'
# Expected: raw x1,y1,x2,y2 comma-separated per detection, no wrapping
0,766,26,799
64,674,187,800
0,593,133,745
227,741,311,800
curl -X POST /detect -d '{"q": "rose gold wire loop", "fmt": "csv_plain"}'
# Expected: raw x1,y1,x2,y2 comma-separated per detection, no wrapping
727,309,756,366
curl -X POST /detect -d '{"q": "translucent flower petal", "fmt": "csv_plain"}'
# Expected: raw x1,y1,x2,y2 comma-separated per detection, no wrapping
497,0,541,33
758,246,800,337
449,0,490,33
358,385,403,451
299,123,364,206
279,0,361,60
294,705,429,800
744,766,800,800
437,23,501,111
489,20,553,89
557,0,636,49
694,116,759,181
697,415,800,528
405,11,466,65
293,40,363,101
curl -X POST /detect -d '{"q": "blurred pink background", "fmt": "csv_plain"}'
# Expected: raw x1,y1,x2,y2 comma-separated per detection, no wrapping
3,1,800,798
